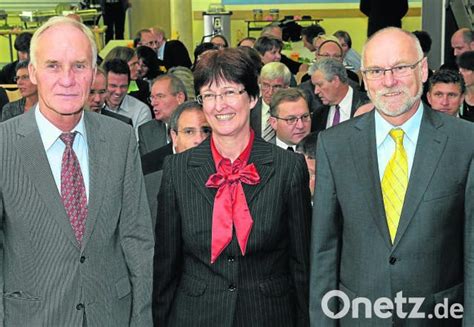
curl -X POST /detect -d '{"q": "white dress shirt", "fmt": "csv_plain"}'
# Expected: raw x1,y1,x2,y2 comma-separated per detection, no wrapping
326,86,353,129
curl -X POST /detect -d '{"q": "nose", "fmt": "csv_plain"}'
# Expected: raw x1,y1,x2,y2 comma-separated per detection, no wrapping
59,67,74,87
382,70,396,88
295,117,305,129
441,95,449,106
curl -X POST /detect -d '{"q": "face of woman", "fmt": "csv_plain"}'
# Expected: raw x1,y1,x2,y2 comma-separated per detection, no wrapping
199,80,257,140
137,58,149,79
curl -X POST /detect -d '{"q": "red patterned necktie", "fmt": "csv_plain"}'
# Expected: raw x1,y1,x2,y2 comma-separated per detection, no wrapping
60,132,88,244
206,159,260,264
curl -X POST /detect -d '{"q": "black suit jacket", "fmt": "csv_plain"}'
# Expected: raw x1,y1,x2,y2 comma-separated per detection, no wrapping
311,86,369,133
163,40,192,70
138,119,168,156
101,108,133,125
360,0,408,37
141,143,173,228
153,136,311,326
250,97,264,137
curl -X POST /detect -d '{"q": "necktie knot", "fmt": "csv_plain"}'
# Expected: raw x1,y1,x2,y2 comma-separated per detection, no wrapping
60,132,77,148
389,129,404,146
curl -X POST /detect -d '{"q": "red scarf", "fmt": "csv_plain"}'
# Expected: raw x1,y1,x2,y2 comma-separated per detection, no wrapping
206,130,260,263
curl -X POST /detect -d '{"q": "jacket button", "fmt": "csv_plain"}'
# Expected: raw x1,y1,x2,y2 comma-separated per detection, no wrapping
80,256,86,263
228,284,236,292
389,256,397,265
76,303,84,310
227,256,235,263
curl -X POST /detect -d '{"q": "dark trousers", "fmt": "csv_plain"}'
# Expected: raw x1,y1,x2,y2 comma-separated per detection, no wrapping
103,2,125,43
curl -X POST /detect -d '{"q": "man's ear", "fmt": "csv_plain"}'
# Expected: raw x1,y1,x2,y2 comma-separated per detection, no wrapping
28,62,38,86
176,92,186,104
269,116,277,130
170,129,178,146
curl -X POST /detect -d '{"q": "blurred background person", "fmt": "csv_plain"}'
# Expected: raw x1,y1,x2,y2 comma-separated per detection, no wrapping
426,69,465,118
210,34,229,49
1,60,37,122
0,32,32,84
296,131,319,198
333,30,361,72
136,45,163,85
458,51,474,121
100,0,130,42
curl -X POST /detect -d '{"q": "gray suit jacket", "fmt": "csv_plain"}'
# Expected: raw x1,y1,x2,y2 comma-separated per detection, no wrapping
138,119,168,156
310,106,474,326
0,109,154,326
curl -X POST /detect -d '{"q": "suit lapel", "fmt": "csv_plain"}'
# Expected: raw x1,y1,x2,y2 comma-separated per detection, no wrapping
187,139,217,206
242,137,274,204
392,108,447,248
350,111,392,249
16,109,79,248
81,112,108,249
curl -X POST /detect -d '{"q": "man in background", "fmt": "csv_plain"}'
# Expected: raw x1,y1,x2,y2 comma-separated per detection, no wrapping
141,100,210,227
426,69,465,118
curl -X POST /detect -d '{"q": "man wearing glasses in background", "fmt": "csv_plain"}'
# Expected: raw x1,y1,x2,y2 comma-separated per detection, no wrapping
269,88,311,151
250,62,291,142
310,27,474,326
310,58,369,133
141,101,210,227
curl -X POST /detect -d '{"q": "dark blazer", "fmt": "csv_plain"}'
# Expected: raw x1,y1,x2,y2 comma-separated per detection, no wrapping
141,143,173,228
1,97,26,122
153,136,312,327
138,119,168,156
0,109,154,325
310,106,474,326
311,86,369,133
250,97,264,137
163,40,192,70
101,107,133,125
360,0,408,37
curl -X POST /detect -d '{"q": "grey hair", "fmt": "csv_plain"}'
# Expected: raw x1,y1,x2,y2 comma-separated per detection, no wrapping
169,100,202,131
30,16,97,68
152,74,188,101
361,27,423,70
311,57,349,84
260,62,292,86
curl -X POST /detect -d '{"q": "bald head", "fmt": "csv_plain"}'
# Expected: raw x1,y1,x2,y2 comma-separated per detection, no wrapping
361,28,427,126
451,28,474,57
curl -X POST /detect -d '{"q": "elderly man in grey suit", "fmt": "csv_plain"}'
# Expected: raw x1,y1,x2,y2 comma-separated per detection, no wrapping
0,17,154,326
310,27,474,326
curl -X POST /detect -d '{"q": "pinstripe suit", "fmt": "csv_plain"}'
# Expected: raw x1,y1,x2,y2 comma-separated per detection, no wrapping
153,136,311,327
0,109,154,326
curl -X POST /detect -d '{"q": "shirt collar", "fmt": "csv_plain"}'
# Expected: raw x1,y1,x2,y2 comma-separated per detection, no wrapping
106,95,130,114
375,101,424,148
35,104,87,151
337,85,353,110
210,129,255,167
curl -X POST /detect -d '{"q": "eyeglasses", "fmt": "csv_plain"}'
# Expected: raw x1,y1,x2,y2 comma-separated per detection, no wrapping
260,82,285,92
174,127,212,136
14,74,29,82
272,112,312,125
148,93,171,103
317,53,342,60
89,89,107,96
361,58,423,80
197,88,246,105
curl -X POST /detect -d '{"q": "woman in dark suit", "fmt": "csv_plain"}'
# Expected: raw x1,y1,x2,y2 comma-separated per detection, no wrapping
152,47,311,327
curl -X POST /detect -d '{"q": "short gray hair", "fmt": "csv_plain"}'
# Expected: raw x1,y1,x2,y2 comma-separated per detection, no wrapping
169,100,202,131
270,88,308,117
260,62,292,86
152,74,188,100
311,57,349,84
361,27,423,70
30,16,97,68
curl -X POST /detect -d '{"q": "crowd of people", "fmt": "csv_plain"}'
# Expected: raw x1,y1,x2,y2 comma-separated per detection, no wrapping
0,12,473,326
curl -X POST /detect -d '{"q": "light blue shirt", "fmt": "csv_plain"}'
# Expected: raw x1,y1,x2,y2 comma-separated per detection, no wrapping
157,41,165,61
375,102,423,181
35,106,90,201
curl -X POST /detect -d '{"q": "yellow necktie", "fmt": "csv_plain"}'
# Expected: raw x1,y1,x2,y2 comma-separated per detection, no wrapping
381,129,408,243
